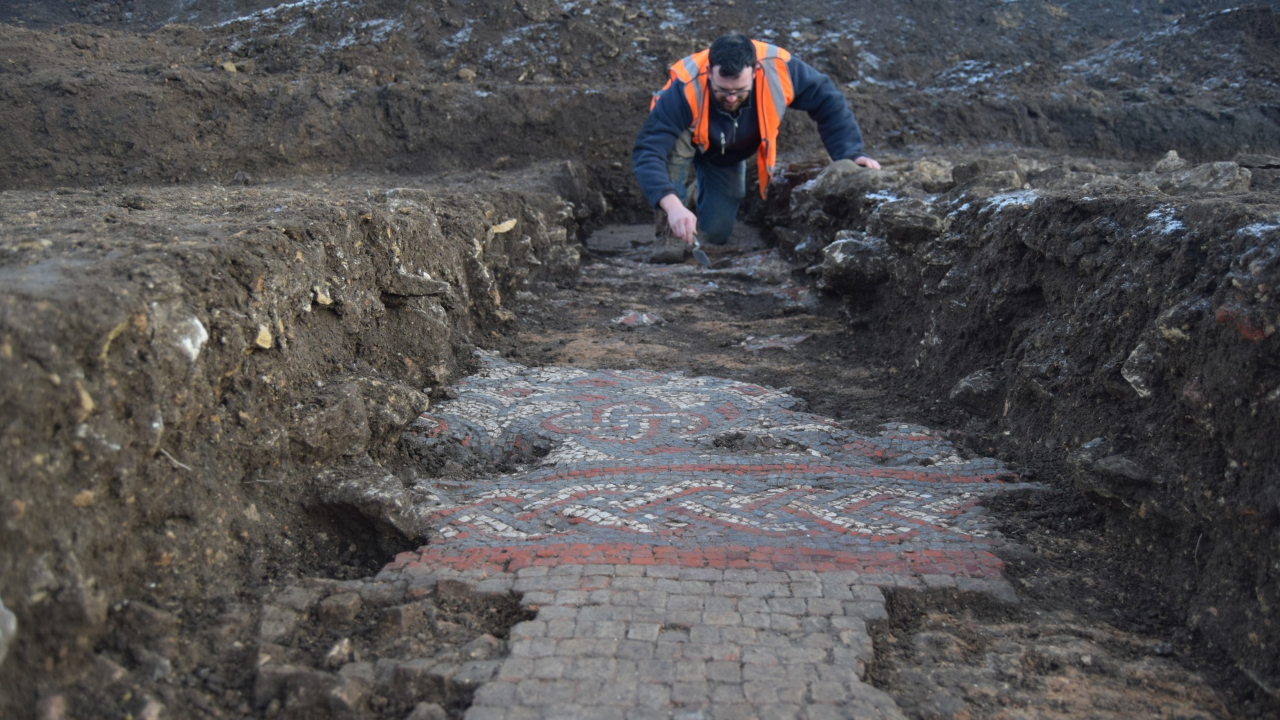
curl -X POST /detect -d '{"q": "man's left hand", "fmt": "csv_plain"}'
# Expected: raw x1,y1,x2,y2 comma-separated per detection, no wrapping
855,156,882,170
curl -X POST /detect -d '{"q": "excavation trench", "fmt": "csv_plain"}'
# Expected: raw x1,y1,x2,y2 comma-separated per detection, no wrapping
0,142,1274,712
474,146,1280,719
1,5,1279,716
2,141,1279,719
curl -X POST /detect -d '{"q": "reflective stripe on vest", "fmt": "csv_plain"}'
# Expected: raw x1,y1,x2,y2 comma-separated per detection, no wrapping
649,40,795,198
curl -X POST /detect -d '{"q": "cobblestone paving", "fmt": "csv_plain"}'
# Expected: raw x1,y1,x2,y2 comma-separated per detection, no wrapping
382,354,1024,719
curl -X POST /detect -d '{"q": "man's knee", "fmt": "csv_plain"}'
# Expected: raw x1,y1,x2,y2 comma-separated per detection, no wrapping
699,210,736,245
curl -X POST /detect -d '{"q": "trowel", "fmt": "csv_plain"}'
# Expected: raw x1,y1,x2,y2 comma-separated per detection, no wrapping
692,237,711,268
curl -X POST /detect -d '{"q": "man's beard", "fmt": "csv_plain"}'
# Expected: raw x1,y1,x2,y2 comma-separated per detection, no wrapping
716,97,746,113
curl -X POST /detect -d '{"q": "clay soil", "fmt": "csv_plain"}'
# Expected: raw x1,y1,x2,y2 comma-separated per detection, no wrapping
2,1,1279,719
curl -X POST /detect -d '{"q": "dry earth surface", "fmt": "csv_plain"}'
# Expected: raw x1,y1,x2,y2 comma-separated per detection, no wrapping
1,1,1279,719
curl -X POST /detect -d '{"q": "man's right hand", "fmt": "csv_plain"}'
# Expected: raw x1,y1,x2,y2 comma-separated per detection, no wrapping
659,194,697,247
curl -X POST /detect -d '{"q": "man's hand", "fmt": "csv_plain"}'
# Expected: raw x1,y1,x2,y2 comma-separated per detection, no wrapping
659,194,697,247
855,156,882,170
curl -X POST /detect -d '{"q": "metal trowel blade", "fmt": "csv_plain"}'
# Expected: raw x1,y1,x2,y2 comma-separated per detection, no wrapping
692,240,711,268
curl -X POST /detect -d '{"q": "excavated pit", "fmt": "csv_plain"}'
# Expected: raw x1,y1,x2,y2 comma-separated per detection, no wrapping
1,1,1279,719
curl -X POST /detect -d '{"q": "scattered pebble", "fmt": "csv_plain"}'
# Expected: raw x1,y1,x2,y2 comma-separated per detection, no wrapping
611,310,666,328
741,334,810,353
0,594,15,665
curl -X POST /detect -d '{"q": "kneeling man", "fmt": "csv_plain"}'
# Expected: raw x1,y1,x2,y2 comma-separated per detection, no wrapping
633,32,880,247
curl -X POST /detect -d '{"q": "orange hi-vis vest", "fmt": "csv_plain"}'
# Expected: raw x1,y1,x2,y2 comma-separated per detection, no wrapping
651,40,795,199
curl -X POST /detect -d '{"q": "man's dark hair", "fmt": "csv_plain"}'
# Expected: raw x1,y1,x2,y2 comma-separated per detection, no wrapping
708,33,756,76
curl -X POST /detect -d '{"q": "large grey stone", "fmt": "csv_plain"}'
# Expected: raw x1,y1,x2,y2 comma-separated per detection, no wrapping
1234,153,1280,169
292,383,371,458
820,232,892,296
912,158,956,193
379,272,452,298
789,159,894,228
869,198,948,251
1120,342,1159,399
949,369,1004,416
317,592,363,627
253,664,332,709
1069,439,1157,501
349,376,430,453
258,605,299,644
313,458,427,545
1151,150,1187,173
1141,160,1252,195
952,156,1026,189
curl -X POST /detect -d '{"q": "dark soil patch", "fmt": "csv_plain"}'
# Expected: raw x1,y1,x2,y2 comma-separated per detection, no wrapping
866,586,1230,720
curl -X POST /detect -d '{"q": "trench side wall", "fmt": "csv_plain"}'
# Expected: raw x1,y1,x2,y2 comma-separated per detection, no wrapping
0,180,580,710
781,184,1280,691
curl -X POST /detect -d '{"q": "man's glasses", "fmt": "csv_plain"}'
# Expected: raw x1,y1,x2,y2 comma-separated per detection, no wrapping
708,81,752,100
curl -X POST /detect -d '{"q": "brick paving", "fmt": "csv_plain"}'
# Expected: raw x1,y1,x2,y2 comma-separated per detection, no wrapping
382,354,1023,718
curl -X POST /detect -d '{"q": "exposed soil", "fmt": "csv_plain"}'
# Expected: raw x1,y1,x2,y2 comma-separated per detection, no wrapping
1,0,1277,194
768,149,1280,717
867,588,1230,720
1,1,1279,719
0,168,588,718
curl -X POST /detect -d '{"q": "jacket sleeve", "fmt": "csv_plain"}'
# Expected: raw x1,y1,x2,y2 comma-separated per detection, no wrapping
632,81,694,208
785,57,869,162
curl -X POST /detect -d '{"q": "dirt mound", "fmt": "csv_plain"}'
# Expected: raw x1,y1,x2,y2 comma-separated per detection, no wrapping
869,589,1230,720
2,2,1276,195
884,5,1280,158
